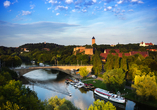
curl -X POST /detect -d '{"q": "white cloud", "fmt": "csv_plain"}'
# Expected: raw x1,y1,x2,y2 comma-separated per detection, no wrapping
65,0,73,4
12,0,18,4
55,5,68,10
138,1,144,4
47,7,52,10
122,10,125,12
22,11,32,15
72,9,76,12
115,4,118,7
117,0,123,4
107,6,112,10
4,0,11,8
92,0,96,3
128,9,134,12
56,13,60,15
131,0,138,2
48,0,57,4
104,8,107,11
104,3,107,5
82,9,87,12
30,4,35,9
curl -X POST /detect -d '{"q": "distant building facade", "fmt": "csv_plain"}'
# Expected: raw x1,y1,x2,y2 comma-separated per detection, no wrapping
100,49,149,62
73,37,95,55
139,41,154,47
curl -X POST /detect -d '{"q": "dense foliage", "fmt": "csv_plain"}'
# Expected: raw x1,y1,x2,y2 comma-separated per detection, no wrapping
103,68,125,92
0,68,44,110
86,99,116,110
79,67,89,78
44,96,79,110
132,75,157,101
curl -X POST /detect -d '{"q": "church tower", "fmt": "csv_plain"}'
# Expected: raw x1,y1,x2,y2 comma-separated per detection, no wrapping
92,36,95,45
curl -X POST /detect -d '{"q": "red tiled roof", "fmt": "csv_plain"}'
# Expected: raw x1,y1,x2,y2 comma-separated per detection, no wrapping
104,49,119,53
100,51,149,60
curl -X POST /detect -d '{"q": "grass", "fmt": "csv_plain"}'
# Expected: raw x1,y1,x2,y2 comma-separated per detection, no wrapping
82,79,107,90
82,78,157,108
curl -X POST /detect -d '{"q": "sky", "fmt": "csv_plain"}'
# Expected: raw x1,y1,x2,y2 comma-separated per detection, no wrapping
0,0,157,47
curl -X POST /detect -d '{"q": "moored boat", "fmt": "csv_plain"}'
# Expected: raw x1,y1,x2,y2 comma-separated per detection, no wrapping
94,88,125,104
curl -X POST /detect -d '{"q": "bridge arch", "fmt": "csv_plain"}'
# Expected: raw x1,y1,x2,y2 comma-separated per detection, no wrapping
14,65,93,78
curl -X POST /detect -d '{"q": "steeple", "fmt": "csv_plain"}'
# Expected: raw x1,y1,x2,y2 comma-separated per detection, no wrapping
92,36,95,45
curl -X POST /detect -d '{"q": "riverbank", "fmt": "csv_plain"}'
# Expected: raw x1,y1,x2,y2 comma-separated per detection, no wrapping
82,77,157,108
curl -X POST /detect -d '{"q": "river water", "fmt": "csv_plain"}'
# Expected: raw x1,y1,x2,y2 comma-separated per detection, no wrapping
20,68,156,110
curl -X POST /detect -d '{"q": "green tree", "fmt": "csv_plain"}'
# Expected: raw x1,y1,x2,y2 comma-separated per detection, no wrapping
79,67,89,78
120,53,127,72
86,99,116,110
45,96,79,110
131,75,157,101
104,54,114,71
113,53,120,69
103,68,126,91
93,50,102,75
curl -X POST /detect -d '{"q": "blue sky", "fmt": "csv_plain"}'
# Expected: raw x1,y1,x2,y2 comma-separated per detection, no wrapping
0,0,157,47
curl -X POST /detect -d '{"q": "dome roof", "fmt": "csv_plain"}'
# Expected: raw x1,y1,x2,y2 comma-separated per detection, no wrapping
92,36,95,39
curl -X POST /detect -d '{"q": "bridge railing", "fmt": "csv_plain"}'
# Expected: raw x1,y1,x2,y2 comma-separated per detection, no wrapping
50,64,93,66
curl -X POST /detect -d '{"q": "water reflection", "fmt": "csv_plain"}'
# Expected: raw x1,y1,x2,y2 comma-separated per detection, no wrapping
21,69,157,110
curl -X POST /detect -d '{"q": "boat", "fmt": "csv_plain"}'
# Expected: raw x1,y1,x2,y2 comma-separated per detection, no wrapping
74,81,84,88
94,88,125,104
84,83,95,90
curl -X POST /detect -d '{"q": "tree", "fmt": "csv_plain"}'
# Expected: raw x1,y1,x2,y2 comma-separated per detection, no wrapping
104,54,114,71
45,96,79,110
113,53,120,69
131,75,157,101
103,68,126,91
120,53,127,72
93,50,102,75
86,99,116,110
79,67,89,78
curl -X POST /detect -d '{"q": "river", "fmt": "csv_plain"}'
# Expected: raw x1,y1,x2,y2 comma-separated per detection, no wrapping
19,68,156,110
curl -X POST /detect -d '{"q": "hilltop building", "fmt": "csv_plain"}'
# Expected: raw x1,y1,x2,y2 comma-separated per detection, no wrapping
92,36,95,45
73,37,95,55
139,41,154,47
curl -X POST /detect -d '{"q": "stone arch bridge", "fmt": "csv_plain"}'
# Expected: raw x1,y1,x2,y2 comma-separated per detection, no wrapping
14,65,93,78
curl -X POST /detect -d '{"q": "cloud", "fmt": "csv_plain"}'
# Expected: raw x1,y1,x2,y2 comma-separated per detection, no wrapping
138,1,144,4
104,8,107,11
47,7,52,10
82,9,87,12
117,0,123,4
48,0,58,4
84,0,95,6
56,13,60,15
22,11,32,15
65,0,73,4
131,0,144,4
107,6,112,10
4,0,11,8
72,9,76,12
75,5,81,9
12,0,18,4
122,10,125,12
128,9,133,12
104,0,115,3
30,4,35,9
92,0,96,3
55,5,68,10
0,21,79,46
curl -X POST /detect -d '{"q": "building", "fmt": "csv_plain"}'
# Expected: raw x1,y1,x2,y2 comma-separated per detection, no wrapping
139,41,154,47
92,36,95,45
73,37,95,55
100,49,149,62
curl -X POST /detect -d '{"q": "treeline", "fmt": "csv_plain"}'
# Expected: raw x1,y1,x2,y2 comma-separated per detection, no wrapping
103,52,157,102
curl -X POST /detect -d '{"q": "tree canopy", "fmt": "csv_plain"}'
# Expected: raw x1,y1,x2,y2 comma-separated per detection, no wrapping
87,99,116,110
103,68,126,91
131,75,157,101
